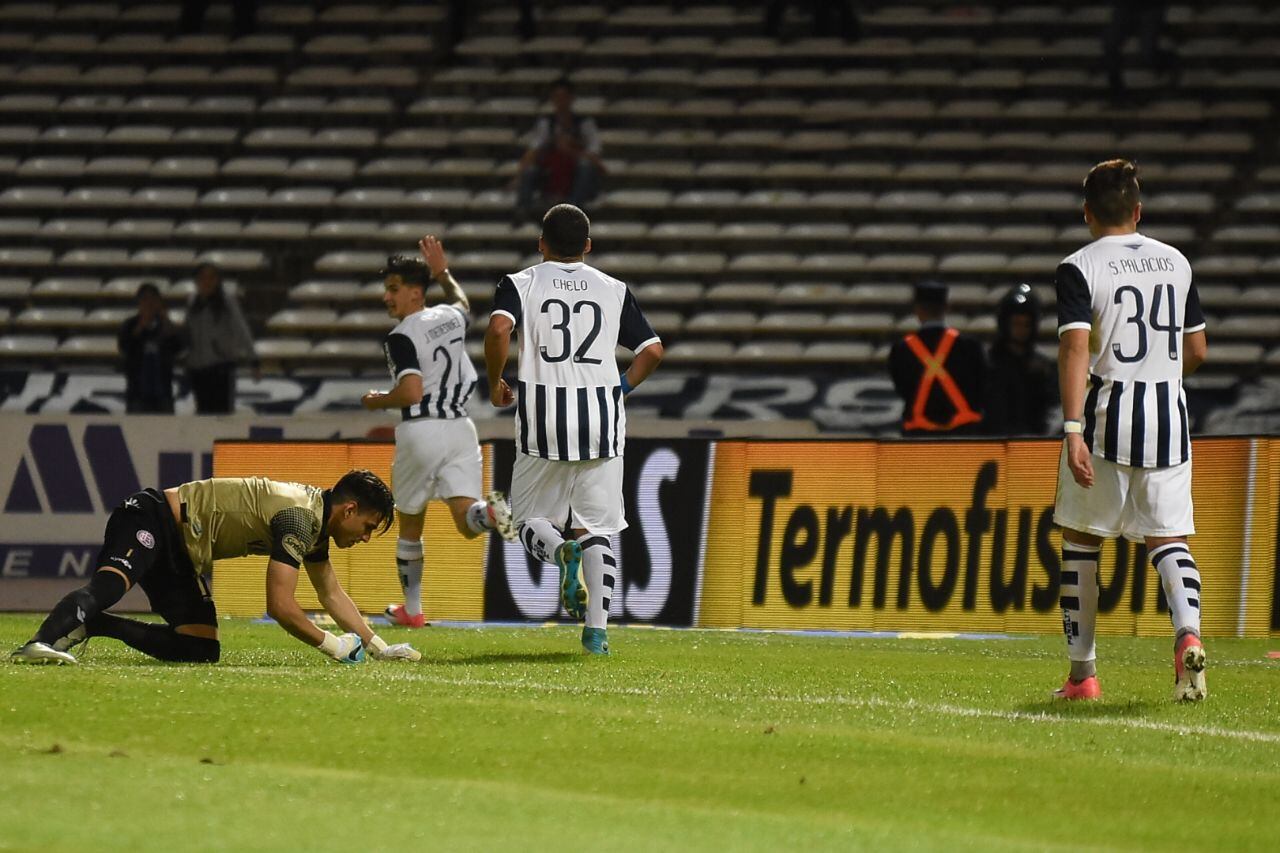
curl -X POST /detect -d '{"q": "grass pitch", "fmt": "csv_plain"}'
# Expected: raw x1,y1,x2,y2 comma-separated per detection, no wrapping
1,615,1278,852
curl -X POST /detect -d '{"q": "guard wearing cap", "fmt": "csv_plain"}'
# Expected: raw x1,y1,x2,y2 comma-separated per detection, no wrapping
985,283,1057,436
888,281,986,435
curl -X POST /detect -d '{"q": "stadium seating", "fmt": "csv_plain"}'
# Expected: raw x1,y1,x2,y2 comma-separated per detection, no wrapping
0,0,1277,393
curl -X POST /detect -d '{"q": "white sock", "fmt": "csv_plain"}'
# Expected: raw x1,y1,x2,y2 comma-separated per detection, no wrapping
518,518,565,564
396,538,424,616
1150,542,1202,640
578,533,616,630
465,500,493,535
1061,541,1100,676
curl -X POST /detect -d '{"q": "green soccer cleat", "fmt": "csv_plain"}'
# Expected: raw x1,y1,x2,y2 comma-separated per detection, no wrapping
556,540,587,620
11,641,77,665
581,627,609,656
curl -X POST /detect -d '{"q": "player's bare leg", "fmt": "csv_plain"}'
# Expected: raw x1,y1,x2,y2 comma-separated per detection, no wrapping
1147,534,1206,701
1054,528,1102,700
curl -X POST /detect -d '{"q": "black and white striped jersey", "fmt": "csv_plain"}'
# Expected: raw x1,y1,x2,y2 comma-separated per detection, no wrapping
382,303,475,420
1056,232,1206,468
492,260,660,461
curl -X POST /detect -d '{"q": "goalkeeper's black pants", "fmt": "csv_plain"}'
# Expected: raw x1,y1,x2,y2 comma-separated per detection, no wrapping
32,488,219,663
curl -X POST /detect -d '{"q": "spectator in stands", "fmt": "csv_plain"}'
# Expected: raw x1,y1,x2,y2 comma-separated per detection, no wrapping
180,0,258,38
764,1,861,41
888,281,986,436
118,282,184,414
513,79,605,223
985,283,1057,436
1104,0,1173,96
185,262,258,415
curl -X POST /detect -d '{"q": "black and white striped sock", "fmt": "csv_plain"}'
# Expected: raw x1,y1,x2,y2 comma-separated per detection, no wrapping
1149,542,1202,640
1061,541,1100,678
395,538,423,616
518,518,565,564
578,534,616,630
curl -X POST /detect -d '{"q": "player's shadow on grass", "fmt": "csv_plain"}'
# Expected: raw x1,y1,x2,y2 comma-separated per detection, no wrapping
1017,698,1162,718
433,651,582,666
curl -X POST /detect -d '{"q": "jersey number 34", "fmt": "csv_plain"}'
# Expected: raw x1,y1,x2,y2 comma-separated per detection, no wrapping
1112,283,1180,363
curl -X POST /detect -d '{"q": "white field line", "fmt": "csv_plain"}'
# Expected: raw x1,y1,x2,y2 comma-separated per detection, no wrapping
217,667,1280,746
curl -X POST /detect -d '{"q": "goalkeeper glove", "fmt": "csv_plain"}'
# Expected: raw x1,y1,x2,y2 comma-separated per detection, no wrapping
367,634,422,662
318,631,365,664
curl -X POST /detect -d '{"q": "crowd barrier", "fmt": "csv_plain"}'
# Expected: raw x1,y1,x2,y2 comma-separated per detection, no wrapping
209,437,1280,638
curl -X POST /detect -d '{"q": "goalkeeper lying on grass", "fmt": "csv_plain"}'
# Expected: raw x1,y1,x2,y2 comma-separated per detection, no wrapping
11,470,420,666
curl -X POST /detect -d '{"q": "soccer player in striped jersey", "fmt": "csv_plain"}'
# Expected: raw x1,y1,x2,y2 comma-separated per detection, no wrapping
361,238,515,629
1053,159,1209,701
484,204,664,655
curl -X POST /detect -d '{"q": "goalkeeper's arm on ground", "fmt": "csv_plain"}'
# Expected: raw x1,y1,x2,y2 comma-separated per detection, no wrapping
304,559,420,661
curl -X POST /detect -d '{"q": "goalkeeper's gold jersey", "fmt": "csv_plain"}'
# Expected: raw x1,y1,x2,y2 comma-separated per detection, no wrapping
176,477,330,574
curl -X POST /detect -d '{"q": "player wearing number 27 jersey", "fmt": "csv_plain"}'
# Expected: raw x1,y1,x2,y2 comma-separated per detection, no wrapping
1052,159,1209,704
485,204,664,656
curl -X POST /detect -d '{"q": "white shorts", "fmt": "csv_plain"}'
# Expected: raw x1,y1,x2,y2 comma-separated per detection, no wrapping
1053,447,1194,542
511,453,627,536
392,417,483,515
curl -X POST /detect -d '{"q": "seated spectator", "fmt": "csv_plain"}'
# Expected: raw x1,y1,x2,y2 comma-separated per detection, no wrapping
185,262,258,415
888,281,986,436
514,80,605,222
985,284,1057,436
118,282,184,414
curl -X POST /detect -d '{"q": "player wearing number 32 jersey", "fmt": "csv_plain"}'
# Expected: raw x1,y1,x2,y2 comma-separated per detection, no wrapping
485,204,664,656
1052,159,1209,704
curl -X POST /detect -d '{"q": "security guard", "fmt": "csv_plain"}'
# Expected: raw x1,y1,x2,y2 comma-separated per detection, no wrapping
888,281,986,436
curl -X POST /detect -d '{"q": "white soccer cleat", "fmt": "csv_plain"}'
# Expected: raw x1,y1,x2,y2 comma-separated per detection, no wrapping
486,491,517,541
11,641,78,665
1173,634,1207,702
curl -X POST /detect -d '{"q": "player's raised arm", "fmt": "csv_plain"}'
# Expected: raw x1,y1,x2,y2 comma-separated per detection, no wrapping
420,235,469,313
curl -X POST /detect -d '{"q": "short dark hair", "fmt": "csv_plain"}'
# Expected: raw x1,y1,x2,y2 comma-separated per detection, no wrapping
552,77,573,92
1084,159,1141,227
135,281,161,300
541,204,590,258
379,255,430,289
331,469,394,534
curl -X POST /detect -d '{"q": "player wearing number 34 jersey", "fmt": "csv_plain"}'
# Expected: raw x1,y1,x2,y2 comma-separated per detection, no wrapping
1052,159,1209,704
485,204,664,656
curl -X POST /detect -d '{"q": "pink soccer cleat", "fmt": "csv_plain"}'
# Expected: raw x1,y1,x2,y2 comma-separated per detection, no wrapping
384,604,425,629
1052,674,1102,700
1173,634,1207,702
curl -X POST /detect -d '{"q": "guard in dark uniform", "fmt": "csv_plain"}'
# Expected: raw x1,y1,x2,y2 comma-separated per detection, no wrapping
888,281,987,436
985,283,1057,436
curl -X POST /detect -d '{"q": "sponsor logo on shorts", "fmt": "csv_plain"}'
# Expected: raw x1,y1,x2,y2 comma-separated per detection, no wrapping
136,530,155,549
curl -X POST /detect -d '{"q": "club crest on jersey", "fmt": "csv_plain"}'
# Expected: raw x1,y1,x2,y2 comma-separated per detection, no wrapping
136,530,155,549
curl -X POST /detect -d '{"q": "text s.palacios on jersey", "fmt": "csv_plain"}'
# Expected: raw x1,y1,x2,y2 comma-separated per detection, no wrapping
1108,256,1177,275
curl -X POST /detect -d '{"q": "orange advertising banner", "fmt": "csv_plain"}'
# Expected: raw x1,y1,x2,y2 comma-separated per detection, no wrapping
700,438,1278,638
